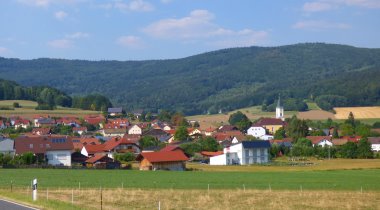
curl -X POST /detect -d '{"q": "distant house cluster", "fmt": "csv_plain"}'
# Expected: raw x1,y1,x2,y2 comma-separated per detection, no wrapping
1,98,379,170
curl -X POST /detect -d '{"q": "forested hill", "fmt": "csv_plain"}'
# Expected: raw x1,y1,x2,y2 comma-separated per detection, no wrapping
1,43,380,114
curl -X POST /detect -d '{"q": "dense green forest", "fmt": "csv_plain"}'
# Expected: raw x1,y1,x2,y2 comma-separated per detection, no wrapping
0,79,111,111
0,43,379,114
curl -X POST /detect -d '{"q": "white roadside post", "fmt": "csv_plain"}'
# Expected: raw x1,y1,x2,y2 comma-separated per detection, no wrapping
32,179,37,201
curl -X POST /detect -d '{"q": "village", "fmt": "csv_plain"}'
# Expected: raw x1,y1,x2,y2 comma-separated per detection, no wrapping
1,97,379,171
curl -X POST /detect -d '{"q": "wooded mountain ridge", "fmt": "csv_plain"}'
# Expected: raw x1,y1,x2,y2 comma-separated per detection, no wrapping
0,43,379,114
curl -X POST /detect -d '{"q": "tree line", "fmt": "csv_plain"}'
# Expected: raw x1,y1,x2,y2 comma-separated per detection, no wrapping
0,78,112,111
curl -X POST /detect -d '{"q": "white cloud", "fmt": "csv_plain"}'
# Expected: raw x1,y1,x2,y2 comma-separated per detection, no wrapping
17,0,88,7
293,20,351,30
337,0,380,8
143,10,269,47
48,39,73,48
54,11,68,20
303,2,333,12
0,47,10,55
117,35,145,49
303,0,380,12
65,32,89,39
101,0,154,12
17,0,51,7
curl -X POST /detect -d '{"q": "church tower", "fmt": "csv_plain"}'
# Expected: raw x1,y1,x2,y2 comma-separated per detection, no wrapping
276,95,284,120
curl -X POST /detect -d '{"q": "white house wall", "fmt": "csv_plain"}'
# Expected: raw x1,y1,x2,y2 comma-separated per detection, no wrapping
247,127,266,138
128,125,142,135
81,147,89,157
371,144,380,152
46,150,71,166
210,154,227,165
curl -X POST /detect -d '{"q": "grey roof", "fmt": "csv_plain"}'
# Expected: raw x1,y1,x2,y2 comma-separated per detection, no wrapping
275,142,292,147
368,137,380,144
108,107,123,113
0,139,15,153
242,140,271,148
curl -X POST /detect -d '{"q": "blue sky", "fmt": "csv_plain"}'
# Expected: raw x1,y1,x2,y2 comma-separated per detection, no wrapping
0,0,379,60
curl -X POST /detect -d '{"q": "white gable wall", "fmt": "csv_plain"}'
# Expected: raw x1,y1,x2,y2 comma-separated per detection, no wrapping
128,125,142,135
247,127,266,138
46,150,71,166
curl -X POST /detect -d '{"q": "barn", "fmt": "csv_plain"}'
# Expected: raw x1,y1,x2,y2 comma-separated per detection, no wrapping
137,150,189,171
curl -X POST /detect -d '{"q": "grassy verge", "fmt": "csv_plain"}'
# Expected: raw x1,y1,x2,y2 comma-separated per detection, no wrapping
0,189,81,210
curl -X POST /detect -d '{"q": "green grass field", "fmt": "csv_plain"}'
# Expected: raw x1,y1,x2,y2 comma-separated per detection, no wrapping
0,168,379,191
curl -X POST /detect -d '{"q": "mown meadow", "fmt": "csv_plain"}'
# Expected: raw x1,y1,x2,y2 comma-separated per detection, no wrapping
0,168,379,191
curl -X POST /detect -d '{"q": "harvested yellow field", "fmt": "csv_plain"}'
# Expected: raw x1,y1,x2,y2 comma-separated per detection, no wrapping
334,106,380,119
297,110,335,120
2,188,379,210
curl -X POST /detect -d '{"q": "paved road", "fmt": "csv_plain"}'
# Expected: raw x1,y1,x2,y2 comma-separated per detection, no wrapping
0,199,39,210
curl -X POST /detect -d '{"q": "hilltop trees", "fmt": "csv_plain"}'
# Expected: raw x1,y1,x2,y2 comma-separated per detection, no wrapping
228,111,251,132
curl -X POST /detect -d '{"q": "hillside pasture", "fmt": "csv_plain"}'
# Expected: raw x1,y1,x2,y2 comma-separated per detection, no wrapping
334,106,380,119
0,100,101,119
0,100,38,108
187,106,298,129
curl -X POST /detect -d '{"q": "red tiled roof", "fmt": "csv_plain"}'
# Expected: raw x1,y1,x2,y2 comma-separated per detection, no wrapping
342,136,361,143
200,151,223,157
204,127,216,132
15,135,73,154
332,138,348,146
83,144,106,154
138,151,188,163
253,118,285,126
32,128,51,135
213,133,232,142
73,127,87,132
122,134,141,143
103,137,139,151
218,125,238,132
165,129,176,135
85,154,114,163
160,145,182,152
72,137,100,150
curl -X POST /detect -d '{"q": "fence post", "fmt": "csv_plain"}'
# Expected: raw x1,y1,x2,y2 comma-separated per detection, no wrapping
10,180,13,192
100,186,103,210
72,189,74,205
158,201,161,210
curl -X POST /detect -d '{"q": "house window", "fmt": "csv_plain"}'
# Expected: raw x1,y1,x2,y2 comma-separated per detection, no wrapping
244,149,249,157
57,154,67,160
29,144,33,149
127,146,132,149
